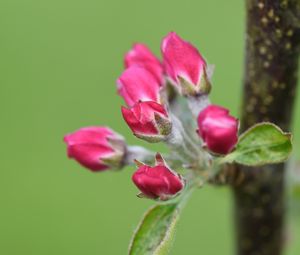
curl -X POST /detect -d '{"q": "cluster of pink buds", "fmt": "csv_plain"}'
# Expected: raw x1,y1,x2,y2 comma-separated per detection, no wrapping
64,32,239,201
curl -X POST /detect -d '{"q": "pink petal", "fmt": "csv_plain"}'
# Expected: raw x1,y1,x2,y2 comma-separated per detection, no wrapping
64,127,113,146
161,32,206,86
197,105,239,154
132,164,184,199
67,144,113,171
117,67,161,107
124,43,164,85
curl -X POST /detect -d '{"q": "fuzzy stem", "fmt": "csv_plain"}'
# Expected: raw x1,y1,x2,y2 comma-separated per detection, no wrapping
125,146,183,169
125,146,156,165
233,1,300,255
166,113,200,161
187,94,210,117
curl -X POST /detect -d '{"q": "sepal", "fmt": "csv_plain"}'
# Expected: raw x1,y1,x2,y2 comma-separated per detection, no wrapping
154,112,172,136
178,74,211,96
134,133,166,143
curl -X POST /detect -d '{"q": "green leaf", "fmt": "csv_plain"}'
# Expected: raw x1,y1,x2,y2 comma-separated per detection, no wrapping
222,122,292,166
129,203,179,255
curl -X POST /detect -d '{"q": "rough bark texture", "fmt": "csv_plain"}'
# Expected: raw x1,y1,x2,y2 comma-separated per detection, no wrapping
234,1,300,255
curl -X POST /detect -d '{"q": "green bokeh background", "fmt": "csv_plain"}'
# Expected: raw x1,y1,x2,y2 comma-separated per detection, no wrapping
1,1,300,254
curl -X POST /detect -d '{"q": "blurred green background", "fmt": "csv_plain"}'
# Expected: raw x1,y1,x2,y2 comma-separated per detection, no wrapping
1,0,300,254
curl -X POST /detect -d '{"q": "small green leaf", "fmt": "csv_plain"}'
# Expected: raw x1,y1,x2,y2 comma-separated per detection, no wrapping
129,203,179,255
222,122,292,166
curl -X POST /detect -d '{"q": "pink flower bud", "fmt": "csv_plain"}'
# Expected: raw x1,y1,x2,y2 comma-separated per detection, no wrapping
161,32,210,95
64,127,126,171
117,66,161,107
132,154,184,200
121,101,172,143
197,105,239,155
124,43,164,85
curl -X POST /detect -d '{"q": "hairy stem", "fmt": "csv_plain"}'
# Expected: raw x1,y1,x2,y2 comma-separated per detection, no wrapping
233,1,300,255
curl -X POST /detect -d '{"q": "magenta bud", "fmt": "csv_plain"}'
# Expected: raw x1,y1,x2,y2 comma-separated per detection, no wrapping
117,66,161,107
121,101,172,143
161,32,210,96
197,105,239,155
124,43,164,85
63,127,126,171
132,154,184,200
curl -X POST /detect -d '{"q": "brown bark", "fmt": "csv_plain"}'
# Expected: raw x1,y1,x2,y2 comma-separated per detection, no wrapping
233,1,300,255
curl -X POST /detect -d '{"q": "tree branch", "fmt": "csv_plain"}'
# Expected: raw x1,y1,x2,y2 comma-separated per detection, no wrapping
233,1,300,254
